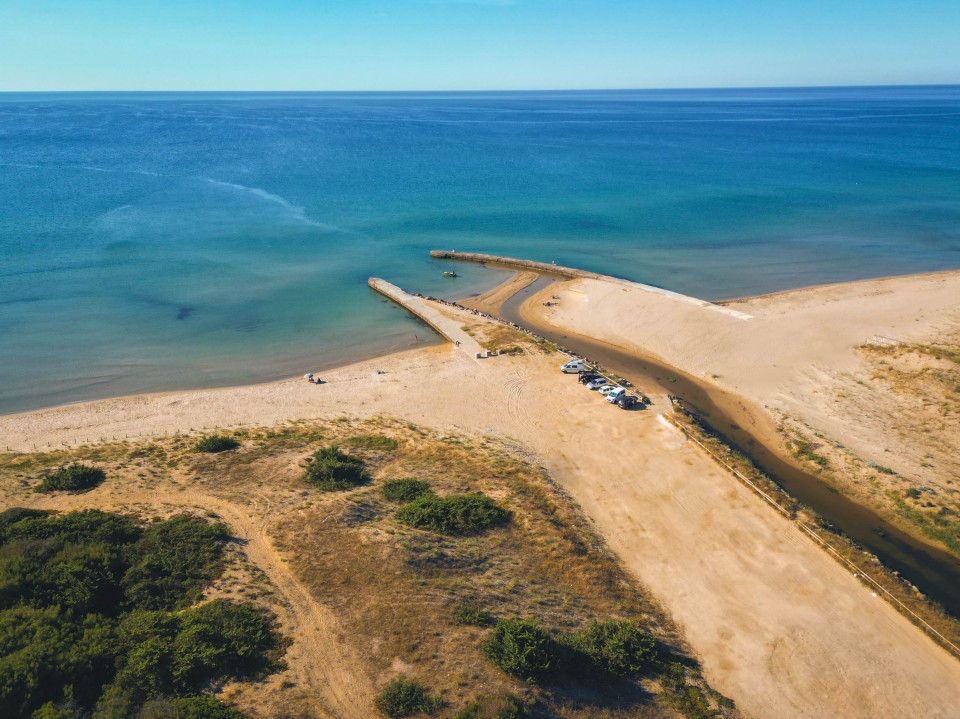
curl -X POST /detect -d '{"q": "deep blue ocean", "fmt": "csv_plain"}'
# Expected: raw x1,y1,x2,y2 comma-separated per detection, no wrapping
2,87,959,414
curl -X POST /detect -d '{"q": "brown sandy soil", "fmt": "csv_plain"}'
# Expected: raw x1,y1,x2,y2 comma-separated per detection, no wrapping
3,294,960,717
523,271,960,554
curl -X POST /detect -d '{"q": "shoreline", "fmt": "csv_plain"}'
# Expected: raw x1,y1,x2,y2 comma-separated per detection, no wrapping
4,264,958,421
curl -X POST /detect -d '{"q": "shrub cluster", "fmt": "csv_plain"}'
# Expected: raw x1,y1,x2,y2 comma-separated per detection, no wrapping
193,435,240,453
395,493,510,536
380,479,433,503
0,508,282,719
482,619,556,681
302,446,369,491
375,678,441,718
483,618,659,684
37,463,105,492
562,620,657,677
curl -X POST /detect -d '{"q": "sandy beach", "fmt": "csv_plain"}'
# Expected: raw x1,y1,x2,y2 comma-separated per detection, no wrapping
3,269,960,718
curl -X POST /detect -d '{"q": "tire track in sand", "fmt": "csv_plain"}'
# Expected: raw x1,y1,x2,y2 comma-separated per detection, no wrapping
159,489,377,719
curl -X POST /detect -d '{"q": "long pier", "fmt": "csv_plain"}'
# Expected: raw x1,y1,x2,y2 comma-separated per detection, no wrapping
430,250,752,320
367,277,485,359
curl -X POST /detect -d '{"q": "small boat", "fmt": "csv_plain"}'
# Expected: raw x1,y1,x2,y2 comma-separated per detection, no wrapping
443,271,458,278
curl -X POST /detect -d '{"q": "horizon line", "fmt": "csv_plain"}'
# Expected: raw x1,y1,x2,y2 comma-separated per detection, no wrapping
2,82,959,95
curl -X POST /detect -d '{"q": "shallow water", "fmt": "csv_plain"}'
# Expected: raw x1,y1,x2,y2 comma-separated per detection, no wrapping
2,87,959,413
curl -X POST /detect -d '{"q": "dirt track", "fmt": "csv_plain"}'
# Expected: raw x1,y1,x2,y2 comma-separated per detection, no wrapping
0,484,377,719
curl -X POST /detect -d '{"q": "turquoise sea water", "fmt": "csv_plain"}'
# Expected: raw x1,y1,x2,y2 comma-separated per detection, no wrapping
2,87,959,414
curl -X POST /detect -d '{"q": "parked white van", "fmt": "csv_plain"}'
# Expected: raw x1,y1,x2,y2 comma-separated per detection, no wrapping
560,358,587,373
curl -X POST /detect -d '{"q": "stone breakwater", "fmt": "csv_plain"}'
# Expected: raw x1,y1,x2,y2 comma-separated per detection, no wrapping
429,250,753,321
370,277,640,392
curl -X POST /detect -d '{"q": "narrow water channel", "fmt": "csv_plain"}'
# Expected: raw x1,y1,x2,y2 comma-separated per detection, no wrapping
498,275,960,618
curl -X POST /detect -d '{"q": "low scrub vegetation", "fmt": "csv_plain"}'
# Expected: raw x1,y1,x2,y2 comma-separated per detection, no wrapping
482,619,557,681
194,434,240,453
381,478,433,502
303,445,369,491
375,678,441,718
37,462,105,492
0,508,283,719
483,617,660,684
563,619,658,677
395,493,510,535
453,601,492,626
454,694,531,719
346,435,399,451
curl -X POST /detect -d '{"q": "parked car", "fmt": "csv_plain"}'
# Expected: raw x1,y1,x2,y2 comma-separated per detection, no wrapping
617,395,641,409
599,384,618,395
560,358,587,373
578,372,600,384
605,387,627,403
585,377,608,390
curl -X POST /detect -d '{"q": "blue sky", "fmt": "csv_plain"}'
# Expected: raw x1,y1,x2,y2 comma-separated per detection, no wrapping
1,0,958,91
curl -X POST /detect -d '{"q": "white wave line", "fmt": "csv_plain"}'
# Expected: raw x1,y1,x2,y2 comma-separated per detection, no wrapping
203,178,347,233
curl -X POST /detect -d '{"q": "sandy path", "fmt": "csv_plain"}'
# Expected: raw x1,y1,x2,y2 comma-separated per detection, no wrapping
4,288,960,717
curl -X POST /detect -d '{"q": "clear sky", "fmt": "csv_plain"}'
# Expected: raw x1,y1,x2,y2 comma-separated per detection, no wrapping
2,0,959,91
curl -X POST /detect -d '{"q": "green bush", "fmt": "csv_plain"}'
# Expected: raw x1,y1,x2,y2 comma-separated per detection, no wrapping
123,515,231,610
172,601,280,686
453,601,491,626
564,620,657,677
482,619,556,681
375,678,441,718
302,446,369,491
381,479,433,503
193,435,240,454
346,435,399,451
395,494,510,536
38,464,105,492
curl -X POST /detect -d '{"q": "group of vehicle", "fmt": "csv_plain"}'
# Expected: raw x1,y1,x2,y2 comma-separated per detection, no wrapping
560,358,643,409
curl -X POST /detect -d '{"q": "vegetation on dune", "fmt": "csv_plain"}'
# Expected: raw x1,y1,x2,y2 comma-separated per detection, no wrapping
380,478,433,503
395,493,510,536
193,435,241,454
482,619,557,681
346,435,399,451
562,619,658,678
453,600,492,627
302,445,370,491
0,417,737,719
375,678,441,718
0,508,283,719
37,463,105,492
